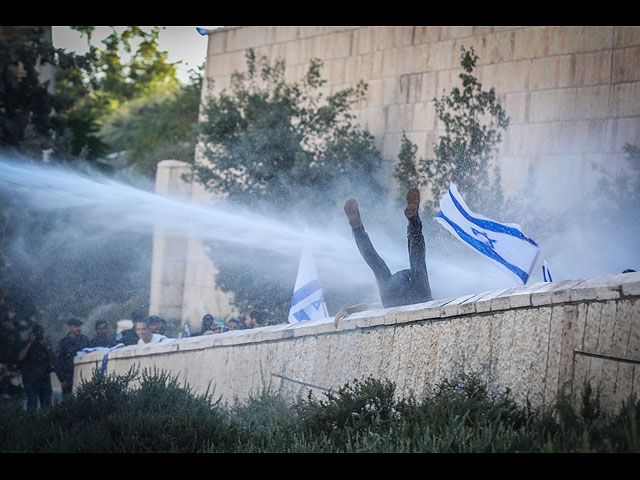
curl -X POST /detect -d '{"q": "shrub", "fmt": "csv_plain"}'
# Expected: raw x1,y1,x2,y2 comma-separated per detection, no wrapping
1,369,638,453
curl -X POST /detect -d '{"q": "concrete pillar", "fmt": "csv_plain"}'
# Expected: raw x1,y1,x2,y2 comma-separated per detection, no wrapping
149,160,192,320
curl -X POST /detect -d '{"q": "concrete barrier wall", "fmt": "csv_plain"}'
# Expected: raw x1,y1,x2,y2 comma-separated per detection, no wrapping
75,271,640,417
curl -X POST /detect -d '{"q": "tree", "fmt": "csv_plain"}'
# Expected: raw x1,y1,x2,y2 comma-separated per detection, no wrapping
103,67,203,178
54,26,181,164
191,49,387,319
0,26,93,160
394,46,510,216
394,132,421,200
0,27,183,365
60,26,179,110
192,49,385,214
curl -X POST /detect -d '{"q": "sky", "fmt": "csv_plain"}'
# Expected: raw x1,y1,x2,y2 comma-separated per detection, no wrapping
51,26,221,83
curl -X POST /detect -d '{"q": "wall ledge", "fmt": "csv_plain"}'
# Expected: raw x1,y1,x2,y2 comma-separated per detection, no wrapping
76,271,640,366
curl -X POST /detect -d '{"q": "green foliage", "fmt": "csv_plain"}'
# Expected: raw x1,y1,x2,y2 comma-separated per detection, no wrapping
225,389,300,452
394,46,509,216
296,377,398,451
0,26,93,160
102,68,202,177
593,143,640,225
53,26,182,164
190,49,386,319
0,370,638,453
0,367,229,453
1,27,187,355
61,26,179,112
193,48,384,211
394,132,421,200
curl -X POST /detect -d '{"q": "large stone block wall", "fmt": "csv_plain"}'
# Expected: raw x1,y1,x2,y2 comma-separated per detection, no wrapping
76,272,640,418
201,26,640,207
165,26,640,324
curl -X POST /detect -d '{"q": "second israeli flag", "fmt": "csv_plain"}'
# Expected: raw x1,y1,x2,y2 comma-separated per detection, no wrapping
435,183,539,285
288,248,329,323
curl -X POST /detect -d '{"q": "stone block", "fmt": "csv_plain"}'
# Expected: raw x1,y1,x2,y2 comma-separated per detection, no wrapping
412,26,441,44
440,293,476,318
597,301,619,358
480,59,530,93
475,287,511,312
393,304,415,325
458,292,486,315
570,274,623,302
614,26,640,48
529,88,575,123
627,300,640,361
565,26,613,54
483,29,516,63
177,335,216,352
612,82,640,118
574,51,613,87
530,279,583,306
490,287,520,311
611,299,635,360
503,92,528,124
621,271,640,296
415,297,456,319
582,302,603,353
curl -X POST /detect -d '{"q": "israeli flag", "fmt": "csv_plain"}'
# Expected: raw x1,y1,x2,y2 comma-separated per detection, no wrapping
542,259,553,282
288,248,329,323
435,183,539,285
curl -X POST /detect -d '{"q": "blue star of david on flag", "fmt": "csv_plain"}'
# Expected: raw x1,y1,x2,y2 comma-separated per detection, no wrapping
435,183,540,285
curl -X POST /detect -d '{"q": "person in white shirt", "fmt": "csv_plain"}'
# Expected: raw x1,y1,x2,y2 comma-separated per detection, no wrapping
135,318,168,345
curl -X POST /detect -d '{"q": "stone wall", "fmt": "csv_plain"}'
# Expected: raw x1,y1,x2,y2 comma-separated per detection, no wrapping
163,26,640,324
201,26,640,207
76,271,640,418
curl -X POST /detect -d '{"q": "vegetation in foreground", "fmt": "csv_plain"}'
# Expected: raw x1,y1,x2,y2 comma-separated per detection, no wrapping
0,369,638,453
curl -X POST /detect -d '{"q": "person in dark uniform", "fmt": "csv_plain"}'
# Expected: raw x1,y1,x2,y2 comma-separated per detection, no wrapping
88,319,115,348
54,318,89,395
115,309,145,346
18,323,56,410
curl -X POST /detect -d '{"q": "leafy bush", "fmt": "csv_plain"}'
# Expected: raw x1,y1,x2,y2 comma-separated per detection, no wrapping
1,369,638,453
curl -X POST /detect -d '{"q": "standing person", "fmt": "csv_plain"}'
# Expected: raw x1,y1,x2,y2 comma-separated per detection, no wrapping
115,309,145,346
226,318,242,330
335,187,432,325
88,319,115,348
18,324,55,410
148,315,168,336
197,314,216,336
54,318,90,395
135,318,168,345
244,310,268,329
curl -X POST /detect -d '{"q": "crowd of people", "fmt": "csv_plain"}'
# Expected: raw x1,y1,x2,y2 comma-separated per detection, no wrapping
16,308,273,411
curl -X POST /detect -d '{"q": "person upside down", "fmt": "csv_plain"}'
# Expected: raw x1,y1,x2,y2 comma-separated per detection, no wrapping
334,187,433,326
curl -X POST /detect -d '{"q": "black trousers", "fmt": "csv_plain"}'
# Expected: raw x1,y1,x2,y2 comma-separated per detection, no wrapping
353,215,432,308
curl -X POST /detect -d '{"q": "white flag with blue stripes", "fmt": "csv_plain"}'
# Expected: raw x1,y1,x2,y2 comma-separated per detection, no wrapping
288,248,329,323
435,183,539,285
